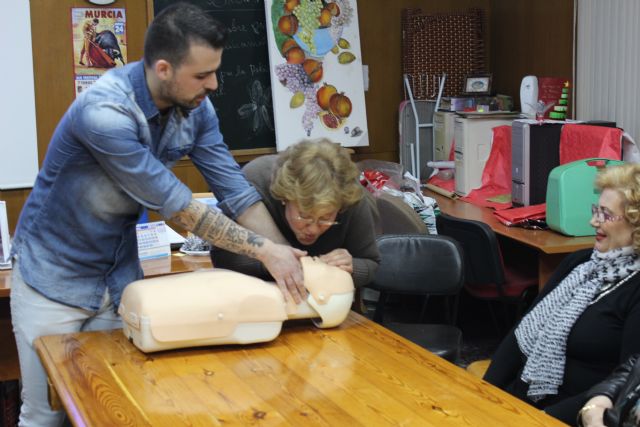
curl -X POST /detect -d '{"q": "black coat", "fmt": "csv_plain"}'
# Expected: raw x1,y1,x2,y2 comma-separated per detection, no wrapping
585,353,640,427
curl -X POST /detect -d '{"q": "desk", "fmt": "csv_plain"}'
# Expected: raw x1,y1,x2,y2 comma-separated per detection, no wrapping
139,252,213,277
0,252,212,297
0,253,212,382
426,190,594,288
34,311,565,426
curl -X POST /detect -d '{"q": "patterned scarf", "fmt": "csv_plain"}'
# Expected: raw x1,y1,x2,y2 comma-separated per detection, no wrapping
515,246,640,401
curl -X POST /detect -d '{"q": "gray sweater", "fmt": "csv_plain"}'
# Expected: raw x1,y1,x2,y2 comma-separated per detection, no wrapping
210,155,381,287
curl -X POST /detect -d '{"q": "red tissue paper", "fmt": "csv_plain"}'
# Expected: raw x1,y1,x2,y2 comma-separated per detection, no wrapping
493,203,546,227
460,125,513,210
560,124,622,165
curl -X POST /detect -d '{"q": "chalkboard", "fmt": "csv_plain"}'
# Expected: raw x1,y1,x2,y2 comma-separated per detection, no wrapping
154,0,276,153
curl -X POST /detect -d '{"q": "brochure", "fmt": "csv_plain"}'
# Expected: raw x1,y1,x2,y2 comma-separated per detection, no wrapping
0,201,11,269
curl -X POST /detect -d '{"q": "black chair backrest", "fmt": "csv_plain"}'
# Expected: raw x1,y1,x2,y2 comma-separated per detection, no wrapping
436,213,505,286
370,234,464,295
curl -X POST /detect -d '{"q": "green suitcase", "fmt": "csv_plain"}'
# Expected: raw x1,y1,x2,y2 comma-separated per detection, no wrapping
546,158,625,236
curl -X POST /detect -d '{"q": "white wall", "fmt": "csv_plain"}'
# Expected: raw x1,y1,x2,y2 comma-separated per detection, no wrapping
0,1,39,189
575,0,640,144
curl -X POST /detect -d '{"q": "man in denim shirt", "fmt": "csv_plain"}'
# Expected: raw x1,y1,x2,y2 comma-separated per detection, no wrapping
10,4,307,426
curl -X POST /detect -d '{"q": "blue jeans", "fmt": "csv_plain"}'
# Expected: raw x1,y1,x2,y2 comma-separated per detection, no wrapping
10,260,121,427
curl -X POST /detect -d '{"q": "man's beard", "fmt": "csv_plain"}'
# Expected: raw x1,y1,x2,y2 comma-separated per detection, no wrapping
160,81,210,112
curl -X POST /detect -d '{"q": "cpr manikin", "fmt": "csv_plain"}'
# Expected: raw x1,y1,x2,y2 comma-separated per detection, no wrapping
118,256,354,353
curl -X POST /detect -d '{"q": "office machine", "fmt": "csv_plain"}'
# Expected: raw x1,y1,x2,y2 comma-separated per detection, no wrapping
454,116,515,196
434,111,456,161
520,76,538,119
511,120,563,206
512,120,619,206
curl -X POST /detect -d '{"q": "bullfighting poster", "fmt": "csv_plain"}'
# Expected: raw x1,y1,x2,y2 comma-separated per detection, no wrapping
265,0,368,151
71,8,127,97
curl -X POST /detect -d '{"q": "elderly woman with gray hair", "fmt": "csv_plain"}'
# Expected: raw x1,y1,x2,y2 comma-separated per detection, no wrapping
484,163,640,425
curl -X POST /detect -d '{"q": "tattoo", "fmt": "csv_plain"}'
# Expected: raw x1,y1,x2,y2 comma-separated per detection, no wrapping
247,233,264,248
193,213,215,237
171,200,267,259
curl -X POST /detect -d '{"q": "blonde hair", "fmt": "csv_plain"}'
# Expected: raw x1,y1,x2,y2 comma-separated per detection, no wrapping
595,163,640,252
270,139,363,213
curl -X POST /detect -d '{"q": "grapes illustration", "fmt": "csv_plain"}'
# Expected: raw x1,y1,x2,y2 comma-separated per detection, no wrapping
271,0,355,136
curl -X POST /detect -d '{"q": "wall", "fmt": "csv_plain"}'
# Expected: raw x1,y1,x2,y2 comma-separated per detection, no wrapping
352,0,492,163
0,2,39,191
0,0,149,234
489,0,574,111
1,0,574,233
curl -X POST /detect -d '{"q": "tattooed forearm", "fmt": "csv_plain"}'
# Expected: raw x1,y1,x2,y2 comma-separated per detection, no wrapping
193,211,216,237
247,233,264,247
172,199,266,259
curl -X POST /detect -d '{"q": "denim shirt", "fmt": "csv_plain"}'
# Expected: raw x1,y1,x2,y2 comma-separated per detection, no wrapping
12,61,261,311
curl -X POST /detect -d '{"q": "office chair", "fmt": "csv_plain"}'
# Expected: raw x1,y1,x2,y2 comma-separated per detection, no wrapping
435,213,538,329
355,190,429,314
366,234,465,363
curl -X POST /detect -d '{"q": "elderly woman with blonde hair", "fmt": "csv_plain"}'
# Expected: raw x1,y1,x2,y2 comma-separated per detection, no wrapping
484,162,640,425
211,139,380,288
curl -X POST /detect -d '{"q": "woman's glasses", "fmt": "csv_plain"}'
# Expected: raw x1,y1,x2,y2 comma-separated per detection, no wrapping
591,204,624,223
292,215,339,227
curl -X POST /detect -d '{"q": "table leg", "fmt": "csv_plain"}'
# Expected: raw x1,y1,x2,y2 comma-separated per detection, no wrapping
0,299,20,382
46,377,62,411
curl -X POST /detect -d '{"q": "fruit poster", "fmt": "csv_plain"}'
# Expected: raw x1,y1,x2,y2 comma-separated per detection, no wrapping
265,0,368,150
71,8,127,97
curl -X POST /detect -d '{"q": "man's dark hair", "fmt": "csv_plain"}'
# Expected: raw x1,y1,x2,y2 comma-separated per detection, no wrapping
144,2,227,68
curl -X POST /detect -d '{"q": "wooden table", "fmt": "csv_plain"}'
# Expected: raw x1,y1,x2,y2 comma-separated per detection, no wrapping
426,190,594,288
34,311,565,426
0,252,212,382
0,252,212,298
139,252,213,278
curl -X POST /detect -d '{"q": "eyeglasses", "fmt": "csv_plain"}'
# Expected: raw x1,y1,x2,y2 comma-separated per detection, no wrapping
292,215,340,227
591,204,624,223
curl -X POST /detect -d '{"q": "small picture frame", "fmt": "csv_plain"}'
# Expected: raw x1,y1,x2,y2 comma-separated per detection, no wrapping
463,74,492,95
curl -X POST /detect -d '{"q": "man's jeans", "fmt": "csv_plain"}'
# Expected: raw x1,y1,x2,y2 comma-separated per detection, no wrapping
10,261,121,427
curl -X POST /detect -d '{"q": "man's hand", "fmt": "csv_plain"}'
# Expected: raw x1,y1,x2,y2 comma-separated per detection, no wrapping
319,249,353,274
171,200,307,305
171,200,307,303
258,241,308,305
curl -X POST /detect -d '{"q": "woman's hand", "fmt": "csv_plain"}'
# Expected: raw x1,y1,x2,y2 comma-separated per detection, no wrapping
579,396,613,427
319,249,353,274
